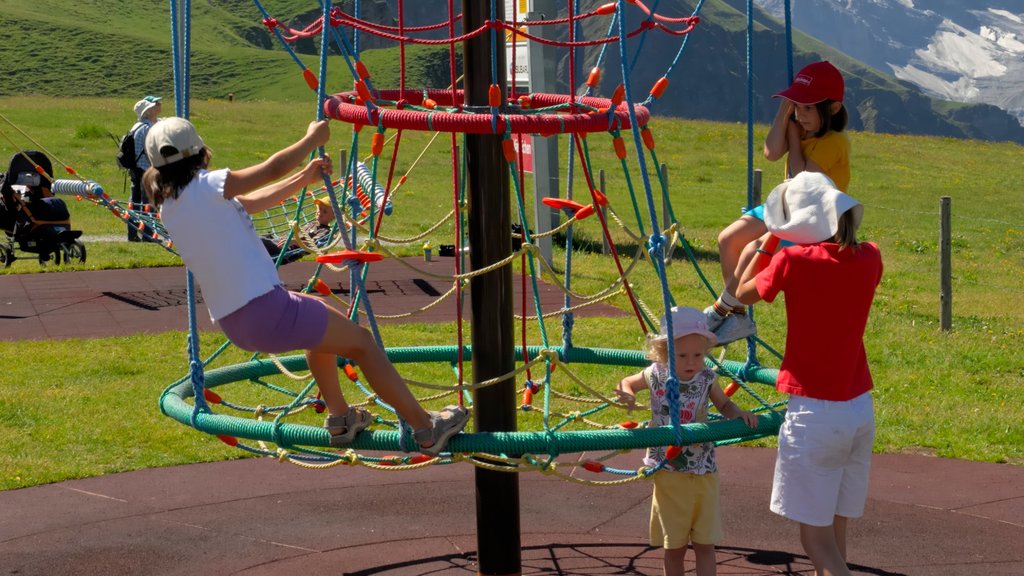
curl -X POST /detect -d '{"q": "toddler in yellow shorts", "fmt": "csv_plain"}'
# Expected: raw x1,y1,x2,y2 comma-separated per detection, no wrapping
616,306,758,576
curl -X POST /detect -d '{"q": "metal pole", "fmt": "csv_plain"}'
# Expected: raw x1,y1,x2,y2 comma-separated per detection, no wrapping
940,196,952,331
464,2,521,575
529,0,559,267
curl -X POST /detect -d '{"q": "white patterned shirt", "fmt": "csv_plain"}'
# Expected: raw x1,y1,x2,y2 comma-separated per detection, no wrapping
642,364,718,474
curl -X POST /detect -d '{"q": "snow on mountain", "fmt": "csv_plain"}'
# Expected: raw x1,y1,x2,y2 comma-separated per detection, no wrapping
755,1,1024,126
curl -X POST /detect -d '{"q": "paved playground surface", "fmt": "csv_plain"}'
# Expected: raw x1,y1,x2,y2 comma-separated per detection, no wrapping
1,262,1022,575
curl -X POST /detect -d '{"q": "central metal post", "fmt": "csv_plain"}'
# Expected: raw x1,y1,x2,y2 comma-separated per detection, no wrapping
464,2,521,575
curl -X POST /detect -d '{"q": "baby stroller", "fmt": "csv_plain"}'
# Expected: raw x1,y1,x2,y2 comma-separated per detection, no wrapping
0,150,86,267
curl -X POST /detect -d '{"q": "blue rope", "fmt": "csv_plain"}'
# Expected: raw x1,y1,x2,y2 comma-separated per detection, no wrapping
616,0,681,445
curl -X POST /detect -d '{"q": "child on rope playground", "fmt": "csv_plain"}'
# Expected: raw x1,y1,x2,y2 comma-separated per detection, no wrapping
706,61,850,346
736,171,882,576
141,117,468,455
615,306,758,576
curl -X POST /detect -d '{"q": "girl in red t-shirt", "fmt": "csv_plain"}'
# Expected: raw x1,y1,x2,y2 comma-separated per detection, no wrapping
735,171,882,576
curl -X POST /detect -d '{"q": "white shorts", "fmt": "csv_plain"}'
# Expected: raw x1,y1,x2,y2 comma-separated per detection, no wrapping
771,392,875,527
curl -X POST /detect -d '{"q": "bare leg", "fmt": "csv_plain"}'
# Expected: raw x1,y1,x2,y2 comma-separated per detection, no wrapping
307,302,431,431
799,522,851,576
717,216,767,293
833,515,848,562
727,230,773,296
692,543,717,576
662,546,686,576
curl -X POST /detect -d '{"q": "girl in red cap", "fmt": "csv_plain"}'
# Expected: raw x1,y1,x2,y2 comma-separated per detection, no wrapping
704,61,850,347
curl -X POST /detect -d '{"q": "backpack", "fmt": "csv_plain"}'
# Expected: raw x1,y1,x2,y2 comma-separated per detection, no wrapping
116,123,143,170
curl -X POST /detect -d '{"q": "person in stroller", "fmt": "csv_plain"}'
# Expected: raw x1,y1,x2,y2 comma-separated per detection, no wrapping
0,150,86,267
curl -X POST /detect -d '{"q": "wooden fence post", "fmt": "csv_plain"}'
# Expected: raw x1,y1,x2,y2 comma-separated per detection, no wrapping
940,196,952,331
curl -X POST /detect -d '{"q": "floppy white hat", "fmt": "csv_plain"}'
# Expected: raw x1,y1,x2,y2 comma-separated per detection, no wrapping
133,99,159,121
763,171,863,244
655,306,717,347
145,117,206,168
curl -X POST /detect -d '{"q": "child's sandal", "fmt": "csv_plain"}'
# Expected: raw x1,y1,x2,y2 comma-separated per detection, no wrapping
413,405,470,457
325,407,374,447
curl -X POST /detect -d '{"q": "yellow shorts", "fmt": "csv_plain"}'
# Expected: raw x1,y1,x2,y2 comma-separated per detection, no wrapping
650,471,723,549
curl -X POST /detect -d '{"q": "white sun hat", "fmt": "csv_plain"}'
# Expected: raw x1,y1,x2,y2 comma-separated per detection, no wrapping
763,171,863,244
655,306,717,347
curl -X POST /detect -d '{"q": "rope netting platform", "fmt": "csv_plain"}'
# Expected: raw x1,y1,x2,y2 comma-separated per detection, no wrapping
156,0,789,484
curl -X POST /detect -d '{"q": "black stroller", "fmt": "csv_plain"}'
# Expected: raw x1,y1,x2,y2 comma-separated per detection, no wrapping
0,150,86,267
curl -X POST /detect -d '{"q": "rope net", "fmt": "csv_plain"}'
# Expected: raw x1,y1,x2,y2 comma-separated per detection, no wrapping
159,0,788,484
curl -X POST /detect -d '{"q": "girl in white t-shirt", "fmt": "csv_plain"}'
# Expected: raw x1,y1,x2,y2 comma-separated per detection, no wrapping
142,117,468,456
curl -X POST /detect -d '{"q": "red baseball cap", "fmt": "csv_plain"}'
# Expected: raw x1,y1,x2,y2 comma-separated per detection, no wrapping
773,61,844,104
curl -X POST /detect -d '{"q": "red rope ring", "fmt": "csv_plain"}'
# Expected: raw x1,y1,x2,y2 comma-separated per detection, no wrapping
323,90,650,135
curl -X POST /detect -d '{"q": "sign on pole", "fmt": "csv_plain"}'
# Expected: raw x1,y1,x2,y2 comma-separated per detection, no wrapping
506,0,533,173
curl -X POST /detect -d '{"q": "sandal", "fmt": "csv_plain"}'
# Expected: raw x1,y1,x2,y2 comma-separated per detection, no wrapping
325,407,374,447
414,405,470,457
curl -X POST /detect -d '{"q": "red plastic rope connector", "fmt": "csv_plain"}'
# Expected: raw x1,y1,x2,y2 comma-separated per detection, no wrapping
302,69,318,91
596,3,616,16
423,98,437,109
355,60,370,80
665,445,682,460
522,388,534,405
488,84,501,108
592,189,609,206
64,166,76,175
574,204,596,220
650,76,669,99
343,364,359,382
613,136,627,160
502,138,517,162
203,389,222,404
518,94,531,109
619,420,638,429
355,80,373,104
611,84,625,107
261,17,279,30
314,278,332,296
583,461,606,473
641,126,655,150
586,67,601,88
724,381,741,397
371,133,384,157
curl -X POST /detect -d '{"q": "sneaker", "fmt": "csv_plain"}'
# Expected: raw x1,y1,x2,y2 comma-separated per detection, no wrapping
325,407,374,447
414,405,470,456
713,313,757,345
703,304,727,332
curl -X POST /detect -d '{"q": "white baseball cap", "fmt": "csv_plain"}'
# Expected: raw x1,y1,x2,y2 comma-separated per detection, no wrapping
145,117,206,168
763,171,863,244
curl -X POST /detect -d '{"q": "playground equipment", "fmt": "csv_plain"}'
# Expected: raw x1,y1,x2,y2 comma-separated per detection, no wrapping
158,1,793,573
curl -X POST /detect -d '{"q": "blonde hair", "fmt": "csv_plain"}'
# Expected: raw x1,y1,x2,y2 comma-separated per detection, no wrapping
831,208,860,250
645,333,712,364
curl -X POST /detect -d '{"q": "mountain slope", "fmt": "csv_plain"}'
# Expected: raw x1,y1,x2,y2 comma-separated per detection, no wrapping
1,0,1022,144
756,0,1024,127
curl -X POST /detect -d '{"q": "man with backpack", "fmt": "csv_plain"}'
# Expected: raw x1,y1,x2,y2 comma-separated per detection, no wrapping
121,95,161,241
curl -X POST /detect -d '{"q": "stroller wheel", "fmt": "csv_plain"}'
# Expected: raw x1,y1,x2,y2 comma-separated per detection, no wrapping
61,240,87,264
0,246,12,268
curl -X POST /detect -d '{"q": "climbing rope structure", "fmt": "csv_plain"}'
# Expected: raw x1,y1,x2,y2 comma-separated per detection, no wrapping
159,0,789,485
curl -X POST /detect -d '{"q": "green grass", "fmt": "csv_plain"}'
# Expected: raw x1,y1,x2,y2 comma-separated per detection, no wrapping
1,96,1022,491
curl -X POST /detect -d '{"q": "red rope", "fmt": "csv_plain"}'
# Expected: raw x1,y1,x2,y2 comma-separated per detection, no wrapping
324,90,650,135
572,135,648,334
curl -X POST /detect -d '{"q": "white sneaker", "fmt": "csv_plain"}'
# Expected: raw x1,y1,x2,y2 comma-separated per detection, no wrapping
703,305,727,332
714,314,756,345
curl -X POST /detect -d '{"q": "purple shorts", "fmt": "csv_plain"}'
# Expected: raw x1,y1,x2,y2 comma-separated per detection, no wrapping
218,286,329,353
